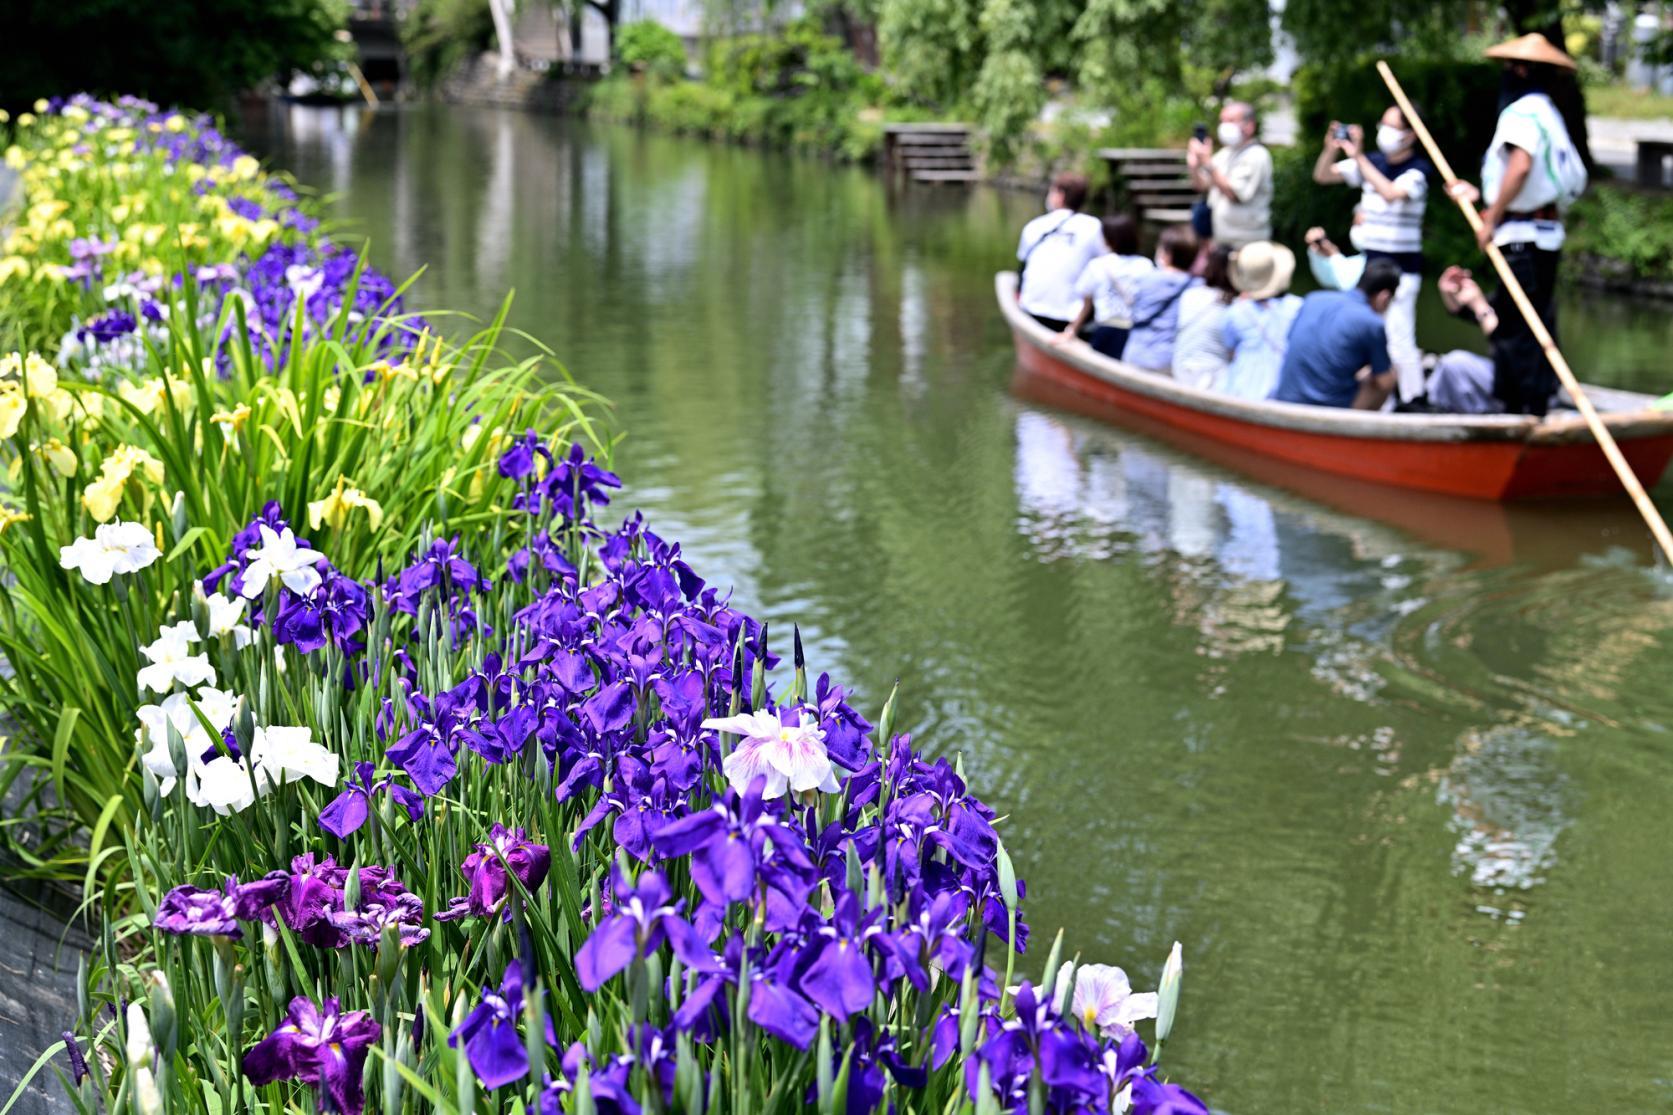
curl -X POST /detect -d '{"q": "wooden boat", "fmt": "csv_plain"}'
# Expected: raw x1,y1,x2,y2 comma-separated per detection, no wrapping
998,271,1673,501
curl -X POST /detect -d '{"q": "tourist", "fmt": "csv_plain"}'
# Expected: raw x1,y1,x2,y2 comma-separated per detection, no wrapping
1272,257,1401,410
1015,171,1107,332
1303,223,1366,291
1312,105,1433,402
1123,226,1201,373
1445,33,1590,416
1221,241,1302,402
1172,244,1236,390
1185,101,1273,248
1054,214,1155,359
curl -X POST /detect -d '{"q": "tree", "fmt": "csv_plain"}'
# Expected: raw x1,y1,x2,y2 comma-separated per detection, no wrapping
0,0,348,110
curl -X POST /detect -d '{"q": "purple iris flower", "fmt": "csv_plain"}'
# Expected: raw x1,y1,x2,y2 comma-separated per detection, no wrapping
652,781,813,907
80,309,137,343
1130,1074,1210,1115
242,997,381,1115
327,891,429,948
274,568,369,656
227,196,264,220
448,960,529,1089
498,429,552,480
153,878,274,938
539,1043,641,1115
574,869,724,992
318,762,426,839
433,824,551,922
793,891,889,1021
966,982,1111,1112
386,537,486,615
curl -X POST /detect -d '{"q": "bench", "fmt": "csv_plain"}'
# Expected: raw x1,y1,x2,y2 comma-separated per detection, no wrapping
1097,147,1198,225
1636,139,1673,189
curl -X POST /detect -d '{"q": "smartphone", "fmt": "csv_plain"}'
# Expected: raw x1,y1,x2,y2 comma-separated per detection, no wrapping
1333,123,1352,141
1192,123,1209,143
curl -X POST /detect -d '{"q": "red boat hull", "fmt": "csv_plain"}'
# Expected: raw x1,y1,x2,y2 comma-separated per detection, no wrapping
999,274,1673,501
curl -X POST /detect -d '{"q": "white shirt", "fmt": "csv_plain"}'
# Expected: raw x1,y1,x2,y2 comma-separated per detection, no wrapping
1072,253,1155,326
1017,210,1106,321
1333,155,1429,258
1483,92,1580,250
1206,142,1273,247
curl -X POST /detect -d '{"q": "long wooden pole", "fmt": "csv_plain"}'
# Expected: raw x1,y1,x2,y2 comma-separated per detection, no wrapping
1377,59,1673,563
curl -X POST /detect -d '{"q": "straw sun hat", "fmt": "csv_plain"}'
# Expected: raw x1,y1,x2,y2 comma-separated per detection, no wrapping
1229,241,1295,301
1484,32,1577,71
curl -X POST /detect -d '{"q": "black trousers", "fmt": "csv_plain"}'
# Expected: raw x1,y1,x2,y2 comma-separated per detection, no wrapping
1489,242,1561,417
1030,313,1073,333
1089,325,1129,360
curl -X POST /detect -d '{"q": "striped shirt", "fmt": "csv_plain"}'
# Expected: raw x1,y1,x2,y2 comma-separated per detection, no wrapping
1333,152,1431,272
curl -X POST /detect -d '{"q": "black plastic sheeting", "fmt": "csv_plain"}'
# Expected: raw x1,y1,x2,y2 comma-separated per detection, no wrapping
0,884,81,1115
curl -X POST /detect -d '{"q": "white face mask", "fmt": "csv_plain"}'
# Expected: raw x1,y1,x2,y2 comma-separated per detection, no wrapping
1216,121,1245,147
1347,224,1368,252
1375,125,1409,157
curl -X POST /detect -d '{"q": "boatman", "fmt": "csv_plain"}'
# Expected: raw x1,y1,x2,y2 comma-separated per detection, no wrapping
1445,33,1590,417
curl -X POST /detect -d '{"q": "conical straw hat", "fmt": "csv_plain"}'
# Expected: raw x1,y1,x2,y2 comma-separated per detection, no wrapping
1484,32,1577,71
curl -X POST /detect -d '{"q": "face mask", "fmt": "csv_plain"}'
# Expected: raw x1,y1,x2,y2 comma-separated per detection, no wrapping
1376,125,1408,157
1348,224,1368,252
1216,122,1244,147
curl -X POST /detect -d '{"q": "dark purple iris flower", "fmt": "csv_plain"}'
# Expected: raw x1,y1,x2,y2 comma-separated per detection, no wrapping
434,824,551,922
385,537,486,615
318,761,425,839
327,891,429,948
242,997,381,1115
227,195,264,220
448,960,533,1089
153,878,264,938
575,868,724,992
80,309,137,344
274,568,369,656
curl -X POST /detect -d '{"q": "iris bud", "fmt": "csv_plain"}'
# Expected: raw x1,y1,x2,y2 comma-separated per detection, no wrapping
146,972,176,1061
124,1002,153,1070
1155,941,1183,1044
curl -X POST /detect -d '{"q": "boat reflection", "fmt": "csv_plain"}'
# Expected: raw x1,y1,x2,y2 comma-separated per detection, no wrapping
1012,364,1657,570
1009,400,1584,914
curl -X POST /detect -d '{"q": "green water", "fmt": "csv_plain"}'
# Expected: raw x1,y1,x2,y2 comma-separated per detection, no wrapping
239,103,1673,1114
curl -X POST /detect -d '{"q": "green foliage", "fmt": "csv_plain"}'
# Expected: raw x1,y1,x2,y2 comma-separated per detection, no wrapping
0,0,349,110
401,0,497,89
1567,186,1673,283
587,18,884,161
614,19,689,79
877,0,984,108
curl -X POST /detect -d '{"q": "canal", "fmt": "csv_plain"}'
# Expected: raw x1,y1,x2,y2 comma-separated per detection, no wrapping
240,103,1673,1114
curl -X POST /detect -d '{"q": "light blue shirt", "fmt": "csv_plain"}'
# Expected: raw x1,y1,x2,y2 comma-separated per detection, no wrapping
1122,271,1198,371
1222,295,1303,401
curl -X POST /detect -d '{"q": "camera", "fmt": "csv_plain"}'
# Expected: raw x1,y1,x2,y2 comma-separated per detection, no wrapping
1333,123,1352,142
1192,123,1209,142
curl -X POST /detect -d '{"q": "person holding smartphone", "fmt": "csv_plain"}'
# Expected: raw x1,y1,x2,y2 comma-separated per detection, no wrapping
1185,102,1273,248
1313,106,1433,403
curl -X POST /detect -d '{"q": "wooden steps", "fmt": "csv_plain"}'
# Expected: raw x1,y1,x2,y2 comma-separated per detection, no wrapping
883,123,978,185
1097,146,1198,225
